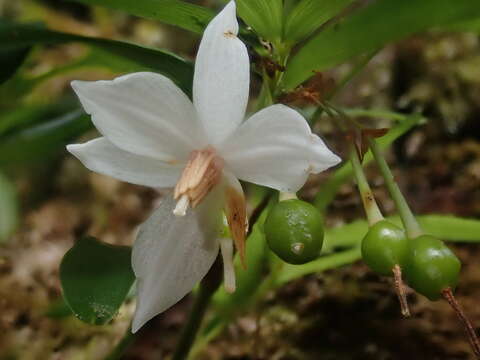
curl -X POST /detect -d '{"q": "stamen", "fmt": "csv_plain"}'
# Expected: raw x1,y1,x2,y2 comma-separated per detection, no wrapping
220,237,236,293
173,194,190,217
173,147,224,213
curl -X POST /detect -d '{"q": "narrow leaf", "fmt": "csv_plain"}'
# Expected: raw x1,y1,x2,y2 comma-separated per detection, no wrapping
0,110,92,166
60,236,135,325
235,0,283,41
71,0,214,34
277,214,480,285
0,172,18,243
0,46,31,84
0,22,194,95
283,0,354,43
283,0,480,89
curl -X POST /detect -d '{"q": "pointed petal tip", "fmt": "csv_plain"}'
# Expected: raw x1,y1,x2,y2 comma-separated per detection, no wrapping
330,153,342,166
70,79,89,93
212,0,239,35
131,311,145,334
66,143,80,155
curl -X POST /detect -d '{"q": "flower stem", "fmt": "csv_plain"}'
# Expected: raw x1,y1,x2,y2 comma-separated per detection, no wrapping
103,326,136,360
279,192,297,201
368,138,423,239
172,258,222,360
349,144,384,226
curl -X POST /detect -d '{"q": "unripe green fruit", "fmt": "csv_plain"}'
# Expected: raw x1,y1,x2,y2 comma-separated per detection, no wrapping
264,199,324,265
405,235,461,301
361,220,408,276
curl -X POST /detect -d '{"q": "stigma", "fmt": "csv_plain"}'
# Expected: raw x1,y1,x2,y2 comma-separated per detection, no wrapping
173,146,224,216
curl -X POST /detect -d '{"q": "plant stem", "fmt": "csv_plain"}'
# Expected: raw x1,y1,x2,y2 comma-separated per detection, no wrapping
310,51,377,125
368,138,423,239
442,287,480,359
349,145,384,226
104,326,136,360
392,264,410,317
172,258,222,360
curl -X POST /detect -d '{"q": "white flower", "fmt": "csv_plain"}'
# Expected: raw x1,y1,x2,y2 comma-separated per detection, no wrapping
67,1,340,333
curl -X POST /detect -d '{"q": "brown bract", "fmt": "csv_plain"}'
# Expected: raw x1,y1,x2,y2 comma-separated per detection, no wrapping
225,186,248,268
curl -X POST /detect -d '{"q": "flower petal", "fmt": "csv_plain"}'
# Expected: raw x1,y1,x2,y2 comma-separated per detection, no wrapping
131,188,223,333
219,104,341,192
67,137,183,188
223,171,247,267
193,1,250,145
72,72,206,162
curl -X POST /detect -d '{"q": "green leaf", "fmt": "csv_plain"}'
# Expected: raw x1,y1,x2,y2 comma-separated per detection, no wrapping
276,214,480,285
0,110,92,166
414,215,480,244
276,246,361,286
235,0,283,41
328,215,480,249
0,46,30,84
60,236,135,325
314,111,425,211
283,0,353,43
447,17,480,33
283,0,480,89
0,172,18,243
0,101,77,135
0,22,194,95
71,0,214,34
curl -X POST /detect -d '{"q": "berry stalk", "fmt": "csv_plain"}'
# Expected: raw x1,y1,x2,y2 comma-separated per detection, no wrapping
368,138,423,239
442,287,480,359
349,144,384,226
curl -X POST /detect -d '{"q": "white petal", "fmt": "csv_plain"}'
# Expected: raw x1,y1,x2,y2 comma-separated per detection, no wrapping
220,237,236,293
193,1,250,145
67,137,183,188
131,188,224,332
72,72,206,162
219,104,341,192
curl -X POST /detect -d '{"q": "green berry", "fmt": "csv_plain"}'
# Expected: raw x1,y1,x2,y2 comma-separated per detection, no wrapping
405,235,461,301
361,220,408,276
264,199,324,265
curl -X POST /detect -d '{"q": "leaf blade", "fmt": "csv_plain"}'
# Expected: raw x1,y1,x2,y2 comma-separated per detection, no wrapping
60,236,135,325
283,0,480,89
283,0,354,43
0,172,18,243
0,110,92,166
71,0,214,34
277,214,480,285
0,22,194,95
235,0,283,41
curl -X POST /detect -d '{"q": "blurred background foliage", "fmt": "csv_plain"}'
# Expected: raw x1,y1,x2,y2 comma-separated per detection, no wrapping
1,0,480,359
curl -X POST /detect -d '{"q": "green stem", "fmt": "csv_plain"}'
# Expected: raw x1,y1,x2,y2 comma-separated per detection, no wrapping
172,258,222,360
279,192,297,201
349,145,384,226
368,138,423,239
104,326,136,360
311,51,377,125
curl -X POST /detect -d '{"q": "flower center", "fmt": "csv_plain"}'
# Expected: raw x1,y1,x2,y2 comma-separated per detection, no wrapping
173,146,224,216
